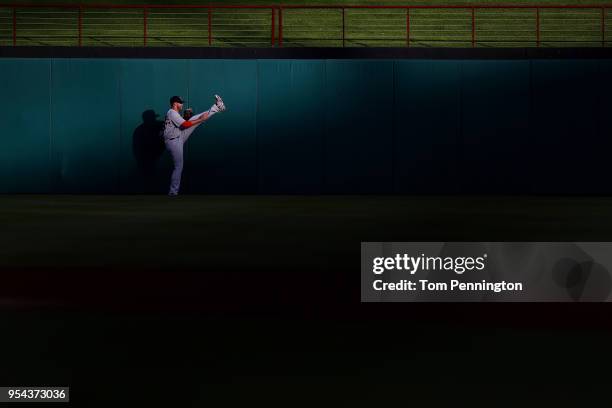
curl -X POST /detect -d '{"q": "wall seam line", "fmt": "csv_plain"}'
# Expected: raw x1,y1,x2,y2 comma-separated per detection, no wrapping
391,60,396,194
118,60,122,193
48,59,53,193
322,59,327,194
256,60,259,194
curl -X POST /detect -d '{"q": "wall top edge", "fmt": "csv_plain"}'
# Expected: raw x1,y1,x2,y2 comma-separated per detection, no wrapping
2,47,612,60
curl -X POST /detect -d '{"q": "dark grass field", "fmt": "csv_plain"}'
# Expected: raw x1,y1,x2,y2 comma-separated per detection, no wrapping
3,194,612,275
2,195,612,405
3,194,612,310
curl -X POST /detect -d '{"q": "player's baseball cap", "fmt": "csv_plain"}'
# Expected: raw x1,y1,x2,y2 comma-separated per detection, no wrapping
170,96,185,105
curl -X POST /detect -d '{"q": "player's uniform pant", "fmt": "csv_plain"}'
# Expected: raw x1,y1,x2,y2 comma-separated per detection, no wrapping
165,112,206,195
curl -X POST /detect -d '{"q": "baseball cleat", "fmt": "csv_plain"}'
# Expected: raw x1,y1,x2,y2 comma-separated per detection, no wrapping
214,94,226,112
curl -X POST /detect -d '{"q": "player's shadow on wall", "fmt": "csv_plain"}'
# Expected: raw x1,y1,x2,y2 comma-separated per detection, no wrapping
132,110,166,193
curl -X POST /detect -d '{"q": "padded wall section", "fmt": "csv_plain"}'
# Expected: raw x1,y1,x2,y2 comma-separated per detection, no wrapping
599,60,612,192
394,60,461,193
532,60,602,194
324,60,394,193
0,57,611,194
460,60,531,193
186,60,257,193
0,59,51,193
50,59,121,193
257,60,325,193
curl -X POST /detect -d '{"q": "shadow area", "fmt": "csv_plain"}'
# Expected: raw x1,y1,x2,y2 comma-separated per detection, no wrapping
132,110,165,193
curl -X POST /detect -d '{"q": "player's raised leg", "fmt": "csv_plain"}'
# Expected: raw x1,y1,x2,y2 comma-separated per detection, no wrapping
181,115,203,143
199,94,226,121
214,94,226,111
198,94,226,121
179,95,227,144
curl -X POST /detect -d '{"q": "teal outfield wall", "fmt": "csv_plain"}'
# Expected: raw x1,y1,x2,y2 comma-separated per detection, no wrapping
1,57,611,194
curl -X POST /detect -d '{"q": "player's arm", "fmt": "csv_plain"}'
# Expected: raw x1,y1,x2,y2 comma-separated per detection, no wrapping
182,114,207,128
169,110,206,130
168,110,187,129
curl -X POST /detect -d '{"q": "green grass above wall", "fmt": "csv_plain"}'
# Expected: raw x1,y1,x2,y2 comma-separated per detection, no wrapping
1,0,611,47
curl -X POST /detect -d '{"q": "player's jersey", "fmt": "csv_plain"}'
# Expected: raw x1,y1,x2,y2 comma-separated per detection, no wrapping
162,109,186,141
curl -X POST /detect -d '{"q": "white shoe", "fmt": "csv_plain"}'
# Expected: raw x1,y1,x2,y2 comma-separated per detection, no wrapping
214,94,226,112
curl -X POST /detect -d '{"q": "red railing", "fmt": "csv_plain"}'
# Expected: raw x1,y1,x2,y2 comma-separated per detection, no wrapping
0,4,610,48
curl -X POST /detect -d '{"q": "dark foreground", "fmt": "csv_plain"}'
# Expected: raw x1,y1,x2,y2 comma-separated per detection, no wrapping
1,195,612,406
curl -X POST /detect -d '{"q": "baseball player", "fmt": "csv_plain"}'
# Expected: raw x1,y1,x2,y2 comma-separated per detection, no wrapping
163,95,226,196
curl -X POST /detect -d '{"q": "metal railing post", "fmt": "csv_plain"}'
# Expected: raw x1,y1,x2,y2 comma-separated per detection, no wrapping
143,7,148,47
406,7,410,47
471,7,475,48
536,8,540,47
208,7,212,46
